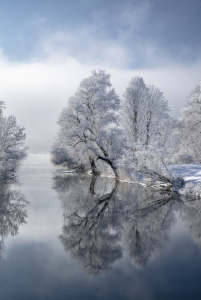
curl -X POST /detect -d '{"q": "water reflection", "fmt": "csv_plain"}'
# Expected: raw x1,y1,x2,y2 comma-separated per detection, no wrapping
182,197,201,249
0,181,28,256
53,174,185,275
125,194,182,268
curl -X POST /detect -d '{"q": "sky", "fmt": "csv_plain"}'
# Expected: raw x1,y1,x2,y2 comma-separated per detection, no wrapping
0,0,201,153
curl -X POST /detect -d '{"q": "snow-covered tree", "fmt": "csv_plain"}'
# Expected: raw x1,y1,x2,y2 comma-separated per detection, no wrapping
52,71,179,187
122,76,179,189
123,76,172,157
0,101,27,180
178,81,201,162
51,70,122,178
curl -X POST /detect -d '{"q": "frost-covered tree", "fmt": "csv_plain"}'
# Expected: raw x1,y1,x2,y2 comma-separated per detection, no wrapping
178,81,201,162
51,70,122,178
123,77,179,189
0,101,27,180
52,71,180,187
123,76,172,157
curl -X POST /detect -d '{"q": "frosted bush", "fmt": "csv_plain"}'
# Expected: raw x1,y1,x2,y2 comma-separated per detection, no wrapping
171,153,194,164
180,182,201,199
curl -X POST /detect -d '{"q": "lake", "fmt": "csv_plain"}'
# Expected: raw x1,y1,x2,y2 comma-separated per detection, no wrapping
0,154,201,300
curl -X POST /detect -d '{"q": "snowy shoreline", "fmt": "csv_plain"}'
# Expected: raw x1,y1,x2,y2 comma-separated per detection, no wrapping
61,164,201,185
170,164,201,184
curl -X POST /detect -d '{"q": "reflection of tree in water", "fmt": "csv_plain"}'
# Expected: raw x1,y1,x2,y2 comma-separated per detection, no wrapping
125,192,182,268
0,181,28,256
53,174,181,275
181,197,201,249
53,174,123,276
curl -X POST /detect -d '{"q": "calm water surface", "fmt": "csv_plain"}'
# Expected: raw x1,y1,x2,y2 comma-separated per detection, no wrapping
0,154,201,299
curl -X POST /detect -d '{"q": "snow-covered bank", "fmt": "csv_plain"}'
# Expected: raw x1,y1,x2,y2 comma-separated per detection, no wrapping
170,164,201,184
168,164,201,202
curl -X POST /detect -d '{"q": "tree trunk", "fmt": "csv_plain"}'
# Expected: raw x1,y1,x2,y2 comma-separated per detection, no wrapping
145,112,151,149
89,156,100,175
89,175,97,194
89,174,118,202
97,155,119,180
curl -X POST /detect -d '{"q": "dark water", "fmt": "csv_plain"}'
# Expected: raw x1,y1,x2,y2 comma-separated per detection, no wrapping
0,154,201,299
